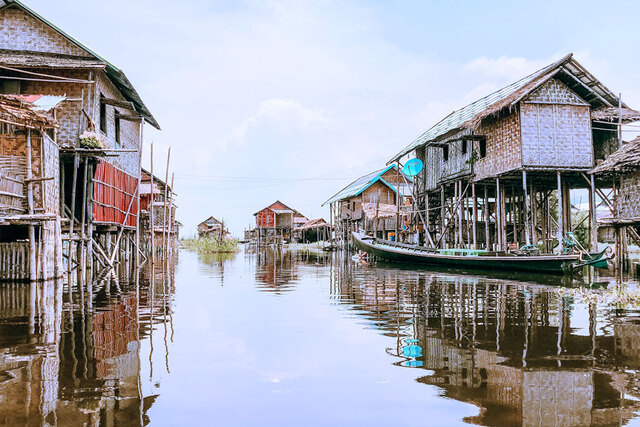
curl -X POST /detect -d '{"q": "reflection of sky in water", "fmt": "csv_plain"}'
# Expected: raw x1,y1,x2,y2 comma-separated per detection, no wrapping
3,248,640,426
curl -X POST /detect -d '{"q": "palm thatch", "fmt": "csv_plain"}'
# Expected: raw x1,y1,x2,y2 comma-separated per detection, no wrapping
591,106,640,123
591,136,640,176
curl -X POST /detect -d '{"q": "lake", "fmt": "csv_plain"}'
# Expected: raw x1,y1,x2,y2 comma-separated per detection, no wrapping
2,247,640,426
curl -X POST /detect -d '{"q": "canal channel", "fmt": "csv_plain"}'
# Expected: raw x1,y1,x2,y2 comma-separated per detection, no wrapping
2,247,640,426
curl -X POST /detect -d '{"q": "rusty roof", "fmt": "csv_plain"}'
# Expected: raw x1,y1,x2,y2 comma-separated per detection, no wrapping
0,94,56,128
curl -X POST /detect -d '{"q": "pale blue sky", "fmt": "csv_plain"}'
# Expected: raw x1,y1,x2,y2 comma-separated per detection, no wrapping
27,0,640,235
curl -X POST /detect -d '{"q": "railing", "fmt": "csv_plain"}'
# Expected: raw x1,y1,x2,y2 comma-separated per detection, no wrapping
0,155,26,216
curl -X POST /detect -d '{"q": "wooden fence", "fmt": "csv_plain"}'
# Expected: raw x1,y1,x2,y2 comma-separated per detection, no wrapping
0,242,29,281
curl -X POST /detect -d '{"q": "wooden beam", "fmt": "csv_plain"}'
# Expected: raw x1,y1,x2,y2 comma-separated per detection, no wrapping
101,97,135,110
115,113,143,122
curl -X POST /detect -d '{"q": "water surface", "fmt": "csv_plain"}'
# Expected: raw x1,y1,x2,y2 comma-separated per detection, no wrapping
2,247,640,426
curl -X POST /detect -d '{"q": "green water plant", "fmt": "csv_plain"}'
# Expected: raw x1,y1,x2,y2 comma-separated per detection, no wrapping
182,236,239,253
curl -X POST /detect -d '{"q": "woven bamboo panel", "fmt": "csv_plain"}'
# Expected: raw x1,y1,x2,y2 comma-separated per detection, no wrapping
0,155,26,216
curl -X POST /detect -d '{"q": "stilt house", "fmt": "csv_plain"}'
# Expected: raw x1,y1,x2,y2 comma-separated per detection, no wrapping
0,95,61,281
139,168,177,254
197,216,228,239
323,164,413,242
389,53,639,252
294,218,332,243
591,136,640,268
0,0,160,279
254,201,307,244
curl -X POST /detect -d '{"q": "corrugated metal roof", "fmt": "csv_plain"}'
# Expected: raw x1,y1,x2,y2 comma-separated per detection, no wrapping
322,165,402,206
16,94,65,112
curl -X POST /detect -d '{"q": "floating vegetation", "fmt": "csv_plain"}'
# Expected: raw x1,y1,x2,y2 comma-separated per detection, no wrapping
182,237,239,253
557,285,640,308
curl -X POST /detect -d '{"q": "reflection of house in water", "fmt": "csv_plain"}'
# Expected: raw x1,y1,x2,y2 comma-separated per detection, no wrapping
0,278,169,425
332,265,640,426
255,249,299,294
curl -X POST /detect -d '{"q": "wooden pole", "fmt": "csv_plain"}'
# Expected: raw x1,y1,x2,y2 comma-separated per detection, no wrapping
168,172,175,253
556,171,563,252
162,148,171,259
472,183,477,249
496,178,502,251
150,143,155,265
484,185,490,250
440,185,445,248
589,174,598,251
522,170,531,246
25,129,36,281
135,120,144,269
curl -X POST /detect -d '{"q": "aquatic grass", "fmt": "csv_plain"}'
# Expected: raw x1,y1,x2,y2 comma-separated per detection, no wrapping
557,285,640,308
182,237,239,253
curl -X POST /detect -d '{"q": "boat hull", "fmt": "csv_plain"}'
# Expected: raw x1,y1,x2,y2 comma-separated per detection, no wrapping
352,232,580,274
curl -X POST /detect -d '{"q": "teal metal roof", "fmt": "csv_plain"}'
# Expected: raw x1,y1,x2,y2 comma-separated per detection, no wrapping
322,165,400,206
0,0,160,129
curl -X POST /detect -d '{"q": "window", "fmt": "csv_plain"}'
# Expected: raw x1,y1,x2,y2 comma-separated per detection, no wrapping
479,138,487,158
461,139,467,155
115,111,121,148
442,145,449,162
0,80,20,94
99,95,107,133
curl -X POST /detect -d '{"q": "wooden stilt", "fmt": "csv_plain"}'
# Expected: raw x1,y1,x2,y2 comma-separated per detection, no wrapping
150,142,155,265
522,170,531,246
484,185,490,250
472,183,477,249
556,172,563,252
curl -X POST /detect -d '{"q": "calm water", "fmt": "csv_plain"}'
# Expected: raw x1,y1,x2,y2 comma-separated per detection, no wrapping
3,248,640,426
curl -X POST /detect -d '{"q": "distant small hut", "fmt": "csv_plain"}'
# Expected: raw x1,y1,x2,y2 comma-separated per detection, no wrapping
254,201,307,244
295,218,332,243
197,216,229,239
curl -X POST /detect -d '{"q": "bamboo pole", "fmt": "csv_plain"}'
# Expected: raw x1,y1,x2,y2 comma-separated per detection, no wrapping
150,142,155,266
522,170,531,246
496,178,502,251
162,147,171,259
25,129,36,281
589,174,598,251
472,183,477,249
135,120,144,269
556,171,563,252
484,185,490,250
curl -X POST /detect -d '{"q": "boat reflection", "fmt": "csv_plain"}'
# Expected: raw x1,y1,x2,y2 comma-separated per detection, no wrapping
331,261,640,426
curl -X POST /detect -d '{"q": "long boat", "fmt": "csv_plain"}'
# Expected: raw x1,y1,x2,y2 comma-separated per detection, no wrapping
351,232,590,274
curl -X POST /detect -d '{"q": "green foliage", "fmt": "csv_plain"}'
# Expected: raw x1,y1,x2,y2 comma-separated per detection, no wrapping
182,236,238,253
571,210,590,249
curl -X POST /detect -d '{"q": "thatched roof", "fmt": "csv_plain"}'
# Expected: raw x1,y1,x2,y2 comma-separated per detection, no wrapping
295,218,331,231
591,137,640,176
362,202,397,219
0,94,56,128
0,49,105,69
389,53,632,163
0,1,160,129
591,106,640,123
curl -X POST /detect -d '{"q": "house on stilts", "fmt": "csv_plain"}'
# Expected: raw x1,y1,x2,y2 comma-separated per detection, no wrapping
0,95,61,281
323,164,414,244
0,0,161,281
591,136,640,270
389,53,640,259
253,201,307,245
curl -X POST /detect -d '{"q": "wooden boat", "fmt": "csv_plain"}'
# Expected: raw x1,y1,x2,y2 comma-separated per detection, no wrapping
351,232,588,274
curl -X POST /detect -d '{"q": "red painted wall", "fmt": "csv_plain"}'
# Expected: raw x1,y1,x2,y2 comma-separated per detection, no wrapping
93,160,138,227
256,208,275,228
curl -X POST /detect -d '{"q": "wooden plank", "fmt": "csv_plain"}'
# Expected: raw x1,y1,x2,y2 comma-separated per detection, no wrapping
101,97,135,110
